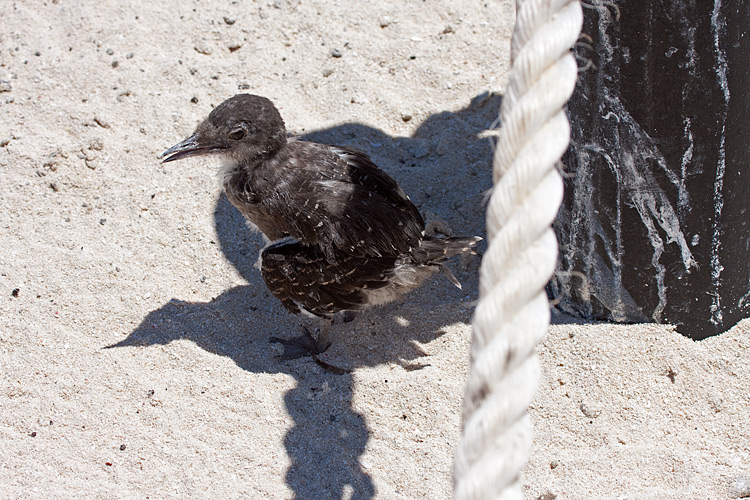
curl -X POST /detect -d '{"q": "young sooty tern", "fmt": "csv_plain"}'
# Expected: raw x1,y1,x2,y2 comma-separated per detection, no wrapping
160,94,480,373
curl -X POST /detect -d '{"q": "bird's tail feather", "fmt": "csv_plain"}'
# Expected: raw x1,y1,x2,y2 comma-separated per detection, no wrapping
440,265,463,289
412,235,481,289
415,236,481,263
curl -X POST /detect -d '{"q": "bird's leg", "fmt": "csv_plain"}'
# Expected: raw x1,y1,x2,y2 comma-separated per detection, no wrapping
270,318,330,358
315,317,332,353
269,326,320,359
269,318,349,374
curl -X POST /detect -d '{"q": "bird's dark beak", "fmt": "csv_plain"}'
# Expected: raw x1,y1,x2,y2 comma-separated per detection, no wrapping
160,134,210,163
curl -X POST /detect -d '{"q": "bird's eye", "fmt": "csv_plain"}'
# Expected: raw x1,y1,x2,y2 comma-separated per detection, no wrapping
228,128,246,140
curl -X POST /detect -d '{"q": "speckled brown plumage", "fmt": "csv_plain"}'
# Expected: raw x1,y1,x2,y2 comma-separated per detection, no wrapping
161,94,479,369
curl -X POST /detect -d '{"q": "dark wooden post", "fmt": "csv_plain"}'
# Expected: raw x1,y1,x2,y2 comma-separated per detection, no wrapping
550,0,750,339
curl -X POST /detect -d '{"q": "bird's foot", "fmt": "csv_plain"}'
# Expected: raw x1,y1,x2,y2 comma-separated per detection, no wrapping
269,326,349,375
269,326,328,359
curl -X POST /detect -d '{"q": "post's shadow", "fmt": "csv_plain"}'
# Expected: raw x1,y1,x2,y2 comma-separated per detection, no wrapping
108,92,501,499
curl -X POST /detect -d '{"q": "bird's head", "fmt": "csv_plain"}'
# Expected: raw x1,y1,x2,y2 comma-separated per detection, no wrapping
160,94,287,165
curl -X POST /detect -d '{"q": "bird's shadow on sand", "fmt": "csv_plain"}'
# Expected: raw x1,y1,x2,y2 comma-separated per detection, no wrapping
108,92,501,500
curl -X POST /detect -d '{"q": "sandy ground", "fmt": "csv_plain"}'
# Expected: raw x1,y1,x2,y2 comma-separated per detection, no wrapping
1,1,748,499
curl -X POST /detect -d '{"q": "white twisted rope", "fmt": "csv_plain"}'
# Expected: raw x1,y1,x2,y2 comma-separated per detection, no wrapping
454,1,582,499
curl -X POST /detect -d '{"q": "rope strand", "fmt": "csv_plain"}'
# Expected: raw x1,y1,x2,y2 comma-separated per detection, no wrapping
454,1,582,498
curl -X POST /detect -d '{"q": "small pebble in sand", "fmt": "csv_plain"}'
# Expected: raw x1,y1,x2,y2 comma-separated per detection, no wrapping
0,80,11,93
191,96,199,104
429,221,453,239
93,116,109,129
550,460,559,469
410,140,430,159
536,493,557,500
194,43,212,55
437,138,450,156
729,476,750,498
223,16,236,25
30,431,36,437
330,48,342,58
228,43,241,52
401,112,412,122
322,68,334,77
12,288,20,297
105,48,114,55
111,60,119,68
579,402,601,419
120,444,127,451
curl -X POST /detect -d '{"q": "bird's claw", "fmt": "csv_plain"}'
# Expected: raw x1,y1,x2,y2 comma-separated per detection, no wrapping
269,327,348,374
269,326,328,358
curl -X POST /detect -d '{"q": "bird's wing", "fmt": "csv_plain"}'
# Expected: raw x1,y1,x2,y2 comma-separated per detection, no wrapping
260,142,425,259
260,238,398,317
